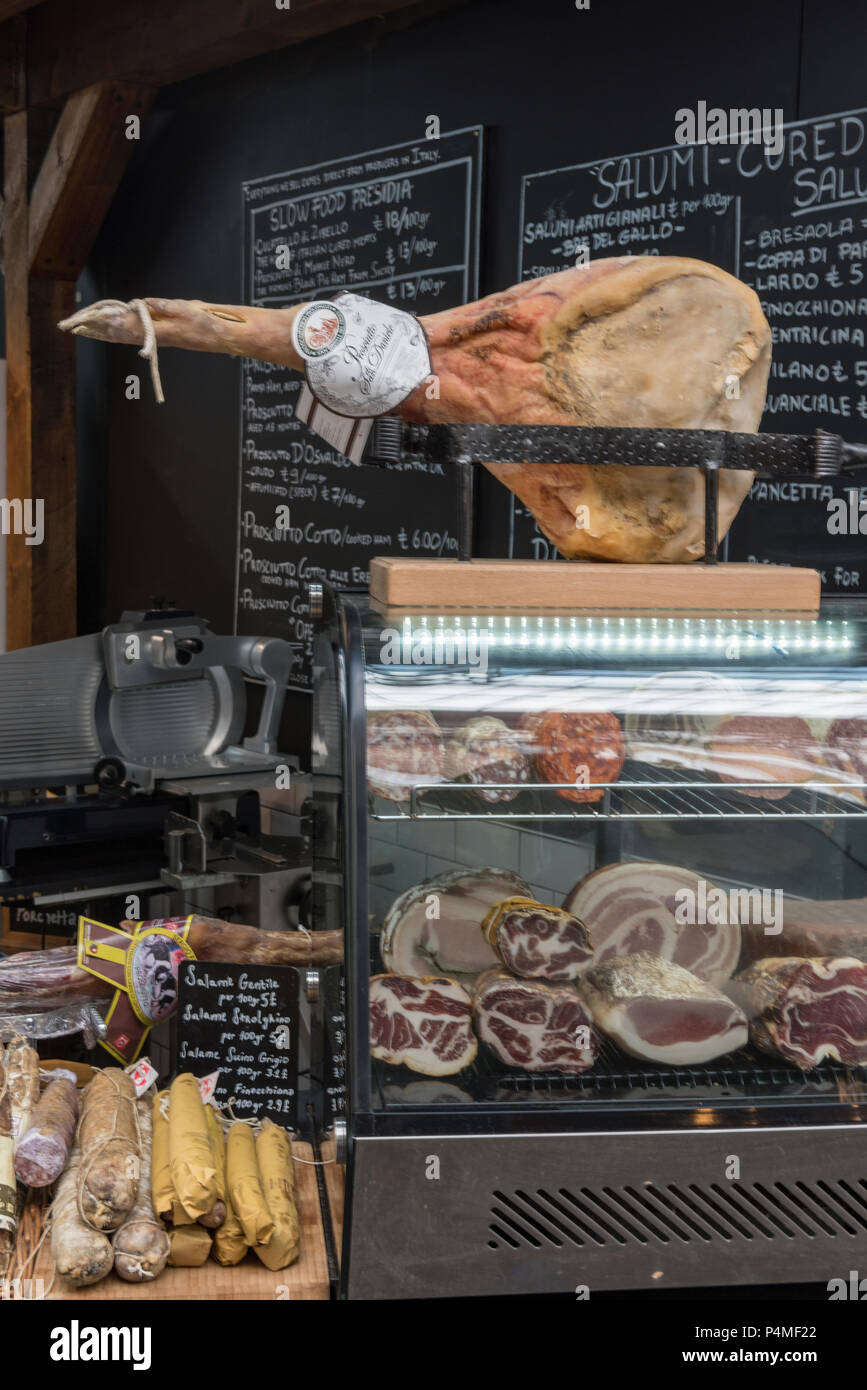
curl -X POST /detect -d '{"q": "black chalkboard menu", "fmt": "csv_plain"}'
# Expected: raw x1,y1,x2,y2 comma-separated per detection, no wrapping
235,127,483,682
321,966,346,1126
515,106,867,591
176,961,299,1125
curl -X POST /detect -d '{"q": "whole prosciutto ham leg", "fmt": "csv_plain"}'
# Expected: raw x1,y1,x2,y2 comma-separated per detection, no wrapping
59,256,771,563
0,916,343,1018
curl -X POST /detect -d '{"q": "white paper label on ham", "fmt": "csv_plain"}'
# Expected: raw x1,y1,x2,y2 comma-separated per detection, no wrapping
294,293,431,418
565,860,741,987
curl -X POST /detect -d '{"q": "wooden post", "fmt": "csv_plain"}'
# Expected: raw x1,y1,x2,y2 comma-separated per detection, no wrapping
4,112,77,649
3,83,153,649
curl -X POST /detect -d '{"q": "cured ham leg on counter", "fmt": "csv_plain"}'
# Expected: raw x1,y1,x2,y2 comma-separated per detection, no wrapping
59,256,771,563
0,915,342,1017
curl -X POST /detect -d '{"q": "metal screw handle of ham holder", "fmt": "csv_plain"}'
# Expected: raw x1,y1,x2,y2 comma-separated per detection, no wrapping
361,420,867,562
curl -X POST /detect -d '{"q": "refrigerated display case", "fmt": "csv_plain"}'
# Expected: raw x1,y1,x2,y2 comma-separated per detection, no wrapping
311,583,867,1299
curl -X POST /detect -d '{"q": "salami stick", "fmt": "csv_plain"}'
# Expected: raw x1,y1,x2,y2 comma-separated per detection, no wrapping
0,1064,16,1255
5,1040,40,1143
51,1143,114,1286
14,1078,79,1187
77,1069,140,1230
113,1099,170,1282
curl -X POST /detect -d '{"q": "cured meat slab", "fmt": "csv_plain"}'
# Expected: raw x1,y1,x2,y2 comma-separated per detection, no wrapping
731,956,867,1069
369,974,477,1076
525,710,625,804
367,710,444,802
564,860,741,986
581,952,748,1065
740,895,867,965
60,256,771,564
380,866,531,981
443,717,531,803
473,969,598,1073
481,897,592,982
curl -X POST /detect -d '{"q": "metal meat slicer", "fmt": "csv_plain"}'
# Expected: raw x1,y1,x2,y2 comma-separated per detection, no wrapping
0,606,311,950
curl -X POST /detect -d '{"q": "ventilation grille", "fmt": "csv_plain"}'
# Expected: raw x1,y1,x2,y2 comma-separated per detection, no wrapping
488,1178,867,1251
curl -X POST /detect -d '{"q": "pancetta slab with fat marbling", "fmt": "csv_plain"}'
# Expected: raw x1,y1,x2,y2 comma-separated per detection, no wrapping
564,860,741,987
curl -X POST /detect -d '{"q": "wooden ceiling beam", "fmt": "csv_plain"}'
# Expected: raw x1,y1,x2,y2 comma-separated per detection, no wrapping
4,110,77,647
0,14,26,112
29,81,155,277
17,0,445,107
0,0,40,21
4,81,155,645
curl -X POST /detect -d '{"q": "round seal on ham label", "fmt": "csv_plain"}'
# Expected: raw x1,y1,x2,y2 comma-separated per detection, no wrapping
125,924,196,1024
292,301,346,359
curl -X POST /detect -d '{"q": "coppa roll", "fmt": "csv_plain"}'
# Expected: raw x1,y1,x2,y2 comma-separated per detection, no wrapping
254,1120,300,1271
226,1122,273,1246
167,1074,217,1220
209,1107,246,1266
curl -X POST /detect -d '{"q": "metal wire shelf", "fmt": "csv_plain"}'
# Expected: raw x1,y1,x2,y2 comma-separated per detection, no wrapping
370,760,867,822
374,1045,867,1109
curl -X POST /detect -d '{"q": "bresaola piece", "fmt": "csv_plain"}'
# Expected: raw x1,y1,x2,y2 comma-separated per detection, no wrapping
731,957,867,1069
381,867,531,980
473,970,598,1073
581,952,749,1065
369,974,477,1076
482,897,592,981
564,860,741,986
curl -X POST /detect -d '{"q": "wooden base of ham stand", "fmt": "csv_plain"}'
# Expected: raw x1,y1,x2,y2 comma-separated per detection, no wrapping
369,558,821,613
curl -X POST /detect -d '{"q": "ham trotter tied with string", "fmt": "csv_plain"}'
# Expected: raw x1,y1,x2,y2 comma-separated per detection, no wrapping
369,974,477,1076
59,255,771,563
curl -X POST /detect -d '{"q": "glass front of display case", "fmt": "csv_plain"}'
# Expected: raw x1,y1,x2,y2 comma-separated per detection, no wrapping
331,593,867,1123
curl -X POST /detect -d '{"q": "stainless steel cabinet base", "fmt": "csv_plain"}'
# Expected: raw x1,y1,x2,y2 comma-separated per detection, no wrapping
345,1127,867,1299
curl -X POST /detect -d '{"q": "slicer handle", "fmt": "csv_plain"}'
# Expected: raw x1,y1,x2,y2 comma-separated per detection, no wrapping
241,636,293,755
